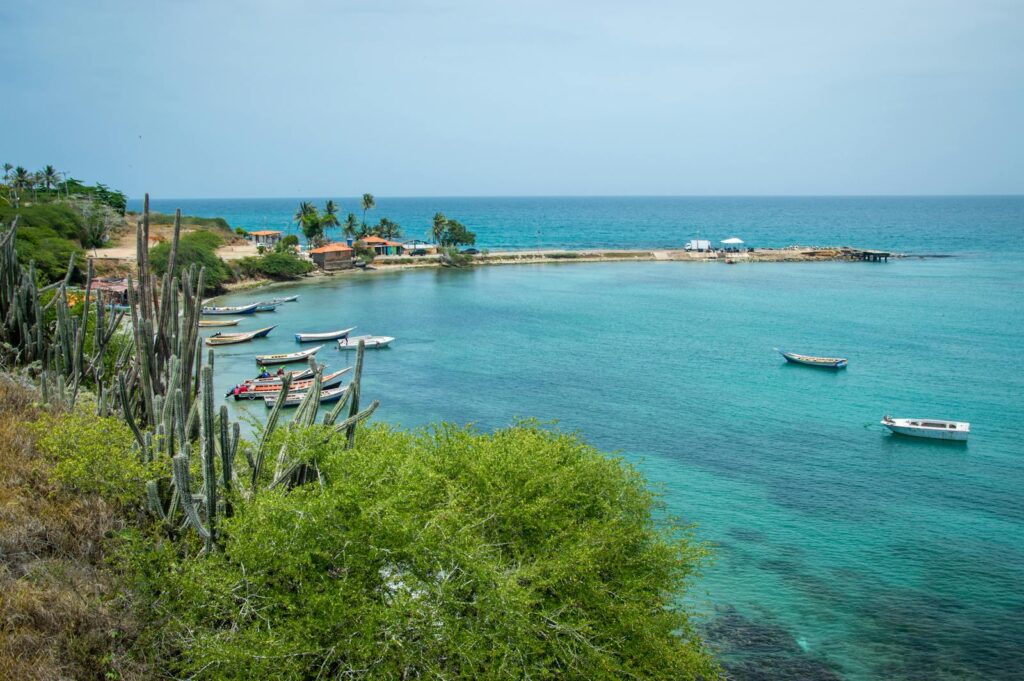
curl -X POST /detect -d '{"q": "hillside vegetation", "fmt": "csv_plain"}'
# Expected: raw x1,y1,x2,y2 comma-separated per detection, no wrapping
0,197,718,679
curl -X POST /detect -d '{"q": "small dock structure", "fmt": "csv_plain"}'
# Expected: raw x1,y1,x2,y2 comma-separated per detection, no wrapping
855,249,890,262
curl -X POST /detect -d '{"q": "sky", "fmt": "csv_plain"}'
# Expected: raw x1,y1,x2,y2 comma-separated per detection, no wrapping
2,0,1022,198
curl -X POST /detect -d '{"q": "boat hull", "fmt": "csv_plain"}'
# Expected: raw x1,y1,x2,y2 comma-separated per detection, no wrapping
779,349,847,369
203,304,258,315
337,335,394,350
264,387,346,408
295,327,356,343
255,345,323,365
881,418,970,441
199,318,242,327
230,368,350,399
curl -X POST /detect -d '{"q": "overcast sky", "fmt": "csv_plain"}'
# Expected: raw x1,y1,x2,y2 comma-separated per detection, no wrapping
2,0,1022,198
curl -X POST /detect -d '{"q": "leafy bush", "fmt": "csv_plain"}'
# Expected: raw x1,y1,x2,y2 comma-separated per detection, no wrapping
0,203,86,282
128,423,715,680
234,251,313,280
33,408,151,508
150,232,232,293
148,212,232,232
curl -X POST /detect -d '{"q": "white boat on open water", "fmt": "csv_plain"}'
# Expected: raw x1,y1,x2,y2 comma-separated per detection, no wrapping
881,416,970,441
337,335,394,350
778,348,848,369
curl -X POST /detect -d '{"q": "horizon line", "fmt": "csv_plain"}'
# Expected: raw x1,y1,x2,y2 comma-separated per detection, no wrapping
127,193,1024,203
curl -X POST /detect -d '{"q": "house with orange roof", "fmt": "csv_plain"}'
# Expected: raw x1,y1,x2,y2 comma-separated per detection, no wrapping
309,242,355,270
360,235,405,256
249,230,283,247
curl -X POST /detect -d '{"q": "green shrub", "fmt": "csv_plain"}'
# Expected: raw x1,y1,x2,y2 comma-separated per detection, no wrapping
235,251,313,280
148,212,232,232
150,232,232,293
0,203,86,282
33,408,150,507
128,423,715,680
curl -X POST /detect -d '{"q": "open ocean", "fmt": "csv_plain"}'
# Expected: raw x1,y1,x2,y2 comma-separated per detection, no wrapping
132,196,1024,680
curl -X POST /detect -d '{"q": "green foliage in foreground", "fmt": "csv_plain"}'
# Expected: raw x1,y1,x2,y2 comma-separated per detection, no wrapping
234,250,313,281
0,202,85,281
34,407,155,508
125,423,715,680
150,231,232,293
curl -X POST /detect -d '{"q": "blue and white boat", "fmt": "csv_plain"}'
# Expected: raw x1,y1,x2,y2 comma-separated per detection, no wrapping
203,303,259,315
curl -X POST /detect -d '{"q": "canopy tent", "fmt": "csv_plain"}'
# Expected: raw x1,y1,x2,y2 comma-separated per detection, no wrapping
721,237,744,245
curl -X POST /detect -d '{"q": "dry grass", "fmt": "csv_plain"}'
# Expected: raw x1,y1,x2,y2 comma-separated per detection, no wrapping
0,376,148,680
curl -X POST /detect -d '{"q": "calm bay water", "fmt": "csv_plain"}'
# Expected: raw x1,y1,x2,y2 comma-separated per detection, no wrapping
148,197,1024,679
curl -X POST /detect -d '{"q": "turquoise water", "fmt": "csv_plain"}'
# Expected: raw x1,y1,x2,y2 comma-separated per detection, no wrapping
132,195,1024,255
176,197,1024,679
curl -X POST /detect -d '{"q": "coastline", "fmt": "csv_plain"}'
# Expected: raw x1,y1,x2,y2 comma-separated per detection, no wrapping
213,244,905,295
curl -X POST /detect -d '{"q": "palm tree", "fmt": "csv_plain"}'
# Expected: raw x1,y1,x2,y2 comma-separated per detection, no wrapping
343,213,359,241
322,200,341,233
294,201,317,224
376,218,402,240
361,193,375,228
432,212,448,244
41,165,60,192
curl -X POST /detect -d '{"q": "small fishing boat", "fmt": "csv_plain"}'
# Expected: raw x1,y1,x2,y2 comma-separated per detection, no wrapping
295,327,356,343
881,416,970,441
204,325,277,346
255,344,323,365
248,367,316,384
264,385,348,409
228,367,351,399
199,318,243,328
272,295,299,303
337,335,394,350
777,349,848,369
203,303,259,315
254,302,279,312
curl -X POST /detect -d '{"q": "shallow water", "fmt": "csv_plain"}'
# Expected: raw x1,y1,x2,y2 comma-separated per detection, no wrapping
207,253,1024,679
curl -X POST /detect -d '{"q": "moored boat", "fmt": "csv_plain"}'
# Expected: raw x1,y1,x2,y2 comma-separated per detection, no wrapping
199,318,243,328
255,344,323,365
272,295,299,303
203,303,259,315
264,385,348,408
254,302,279,312
881,416,970,441
295,327,356,343
337,335,394,350
247,367,316,384
204,325,277,346
228,367,351,399
777,349,848,369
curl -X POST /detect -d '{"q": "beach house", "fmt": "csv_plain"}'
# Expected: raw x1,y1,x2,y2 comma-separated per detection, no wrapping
250,230,283,248
360,236,405,256
309,242,355,270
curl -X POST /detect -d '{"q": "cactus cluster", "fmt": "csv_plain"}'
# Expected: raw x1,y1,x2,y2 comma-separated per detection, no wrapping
1,194,382,553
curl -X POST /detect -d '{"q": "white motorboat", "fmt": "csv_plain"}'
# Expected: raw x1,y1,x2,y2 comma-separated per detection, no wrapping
881,416,970,441
295,327,356,343
337,335,394,350
272,295,299,303
255,344,323,365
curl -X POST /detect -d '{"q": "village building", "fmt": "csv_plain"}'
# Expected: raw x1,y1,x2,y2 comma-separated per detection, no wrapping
360,235,405,256
250,230,283,248
309,242,355,271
